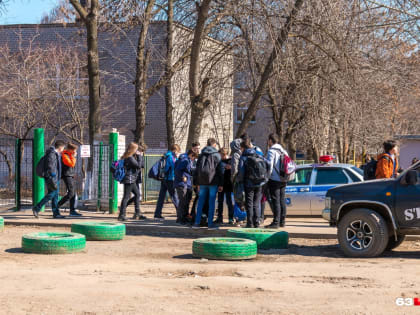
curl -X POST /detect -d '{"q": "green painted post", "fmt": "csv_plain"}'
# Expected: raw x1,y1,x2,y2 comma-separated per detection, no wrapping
97,142,103,211
15,139,21,211
109,133,118,213
33,129,45,212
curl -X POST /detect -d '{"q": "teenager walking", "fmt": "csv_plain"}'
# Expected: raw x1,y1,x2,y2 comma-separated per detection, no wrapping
57,143,82,217
215,148,234,224
127,144,146,220
32,140,66,219
376,140,399,179
154,144,181,220
118,142,142,221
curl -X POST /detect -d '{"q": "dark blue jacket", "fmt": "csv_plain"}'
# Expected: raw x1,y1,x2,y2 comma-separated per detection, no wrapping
237,148,267,188
174,154,193,189
164,151,177,181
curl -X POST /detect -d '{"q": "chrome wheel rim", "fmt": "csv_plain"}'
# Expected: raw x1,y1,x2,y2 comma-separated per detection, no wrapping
346,220,373,250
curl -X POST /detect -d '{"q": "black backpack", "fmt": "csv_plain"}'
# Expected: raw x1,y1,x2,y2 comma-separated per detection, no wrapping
363,156,390,180
196,153,217,185
35,156,47,178
245,154,269,185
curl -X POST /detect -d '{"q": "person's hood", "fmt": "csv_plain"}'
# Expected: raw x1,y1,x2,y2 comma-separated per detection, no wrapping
62,150,75,157
201,146,219,155
377,153,392,160
166,151,175,158
178,153,189,162
230,139,242,153
46,146,56,155
270,143,287,155
242,148,258,157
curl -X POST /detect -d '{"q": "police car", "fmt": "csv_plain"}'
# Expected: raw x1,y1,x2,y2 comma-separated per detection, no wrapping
286,156,364,215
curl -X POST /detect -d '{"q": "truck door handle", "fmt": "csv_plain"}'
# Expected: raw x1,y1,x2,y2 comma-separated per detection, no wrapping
299,188,310,192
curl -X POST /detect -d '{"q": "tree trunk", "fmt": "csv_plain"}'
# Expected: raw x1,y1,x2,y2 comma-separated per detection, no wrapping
235,0,304,137
186,0,212,149
165,0,175,148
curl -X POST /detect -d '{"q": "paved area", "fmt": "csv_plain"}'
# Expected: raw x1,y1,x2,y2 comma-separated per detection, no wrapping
2,204,419,240
0,204,337,239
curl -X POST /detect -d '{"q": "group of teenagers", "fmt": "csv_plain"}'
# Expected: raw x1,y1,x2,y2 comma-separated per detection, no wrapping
117,133,291,230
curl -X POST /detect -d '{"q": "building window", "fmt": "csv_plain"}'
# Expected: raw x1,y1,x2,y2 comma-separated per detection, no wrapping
235,105,256,124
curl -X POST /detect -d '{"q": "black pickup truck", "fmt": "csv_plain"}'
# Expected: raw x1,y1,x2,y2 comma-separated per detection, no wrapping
322,161,420,257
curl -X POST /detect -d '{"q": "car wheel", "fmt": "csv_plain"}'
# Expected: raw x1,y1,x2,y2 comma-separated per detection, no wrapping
385,234,405,251
338,208,389,258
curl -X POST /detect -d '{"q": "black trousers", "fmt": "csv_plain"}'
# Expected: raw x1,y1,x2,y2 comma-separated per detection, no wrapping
176,186,190,221
120,183,140,217
127,183,142,214
217,191,234,220
268,180,287,225
58,176,76,212
244,186,262,227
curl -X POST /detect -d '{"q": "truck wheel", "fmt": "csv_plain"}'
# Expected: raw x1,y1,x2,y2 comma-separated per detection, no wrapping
385,234,405,251
338,208,389,258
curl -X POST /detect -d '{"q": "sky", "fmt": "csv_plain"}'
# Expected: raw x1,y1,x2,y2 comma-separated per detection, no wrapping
0,0,58,25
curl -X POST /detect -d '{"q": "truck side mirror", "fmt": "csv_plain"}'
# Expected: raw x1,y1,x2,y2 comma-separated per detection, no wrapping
405,170,418,186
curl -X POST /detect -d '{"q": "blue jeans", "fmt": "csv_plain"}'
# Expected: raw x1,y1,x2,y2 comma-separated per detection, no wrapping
154,180,179,217
195,185,218,227
34,183,60,215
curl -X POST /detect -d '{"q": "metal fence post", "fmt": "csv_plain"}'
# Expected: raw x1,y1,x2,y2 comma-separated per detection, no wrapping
109,133,118,213
33,129,45,212
15,139,21,211
97,142,103,211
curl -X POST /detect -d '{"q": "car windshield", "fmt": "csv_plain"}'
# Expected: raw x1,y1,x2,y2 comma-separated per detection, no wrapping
288,168,312,185
351,166,363,176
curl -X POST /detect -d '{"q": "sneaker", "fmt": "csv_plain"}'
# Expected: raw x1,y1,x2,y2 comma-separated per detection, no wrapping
265,222,279,229
154,216,165,221
215,217,223,224
139,215,147,220
69,211,82,217
228,219,234,225
118,216,127,222
53,214,66,219
208,225,219,230
132,214,140,220
32,207,39,219
192,224,200,230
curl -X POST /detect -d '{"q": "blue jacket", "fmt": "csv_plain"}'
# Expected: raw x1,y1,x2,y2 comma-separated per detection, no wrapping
164,151,177,181
174,154,193,189
237,148,268,188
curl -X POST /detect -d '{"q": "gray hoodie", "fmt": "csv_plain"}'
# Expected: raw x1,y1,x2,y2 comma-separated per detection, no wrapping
267,143,288,182
230,139,242,182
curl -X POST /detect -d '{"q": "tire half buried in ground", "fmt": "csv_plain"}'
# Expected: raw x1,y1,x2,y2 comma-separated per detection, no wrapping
22,232,86,254
192,237,257,260
227,229,289,250
71,222,126,241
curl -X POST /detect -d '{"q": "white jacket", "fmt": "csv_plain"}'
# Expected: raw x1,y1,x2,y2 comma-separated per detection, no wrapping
266,143,288,182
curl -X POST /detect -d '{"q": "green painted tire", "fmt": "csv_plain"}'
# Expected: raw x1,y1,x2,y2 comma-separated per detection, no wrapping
0,216,4,232
22,232,86,254
227,229,289,250
192,237,257,260
71,222,125,241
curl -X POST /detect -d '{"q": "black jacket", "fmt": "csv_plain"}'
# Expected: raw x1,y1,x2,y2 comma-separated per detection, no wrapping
221,158,233,192
44,146,61,182
195,146,223,186
135,154,145,184
122,155,141,184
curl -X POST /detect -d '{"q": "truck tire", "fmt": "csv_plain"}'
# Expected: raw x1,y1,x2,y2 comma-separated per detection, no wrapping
338,208,389,258
0,217,3,232
22,232,86,254
192,237,257,260
227,228,288,250
71,222,125,241
385,234,405,251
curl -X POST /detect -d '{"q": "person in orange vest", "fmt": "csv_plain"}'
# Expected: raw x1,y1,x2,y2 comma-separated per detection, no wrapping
375,140,399,179
58,143,82,216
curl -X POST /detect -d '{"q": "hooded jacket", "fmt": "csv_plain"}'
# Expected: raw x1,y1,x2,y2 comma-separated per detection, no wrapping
267,143,289,182
122,155,141,184
164,151,177,181
230,139,242,183
62,150,76,177
375,153,399,179
237,148,267,188
195,146,223,186
174,154,193,189
44,146,62,182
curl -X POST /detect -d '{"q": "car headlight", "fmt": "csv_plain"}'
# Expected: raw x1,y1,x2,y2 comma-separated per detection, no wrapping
325,197,331,209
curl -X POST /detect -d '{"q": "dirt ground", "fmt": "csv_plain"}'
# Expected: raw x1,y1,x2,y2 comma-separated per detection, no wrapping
1,226,420,315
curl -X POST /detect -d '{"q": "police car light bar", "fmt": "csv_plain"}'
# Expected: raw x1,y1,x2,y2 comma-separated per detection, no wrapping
320,155,334,163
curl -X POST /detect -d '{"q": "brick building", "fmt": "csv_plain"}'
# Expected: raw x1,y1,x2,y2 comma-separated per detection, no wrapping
0,22,234,153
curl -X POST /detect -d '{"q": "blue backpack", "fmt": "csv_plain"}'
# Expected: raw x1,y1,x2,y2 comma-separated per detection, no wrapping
148,156,166,181
110,160,125,183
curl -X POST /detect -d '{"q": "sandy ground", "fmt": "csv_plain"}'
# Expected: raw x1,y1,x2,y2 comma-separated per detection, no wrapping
1,226,420,315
